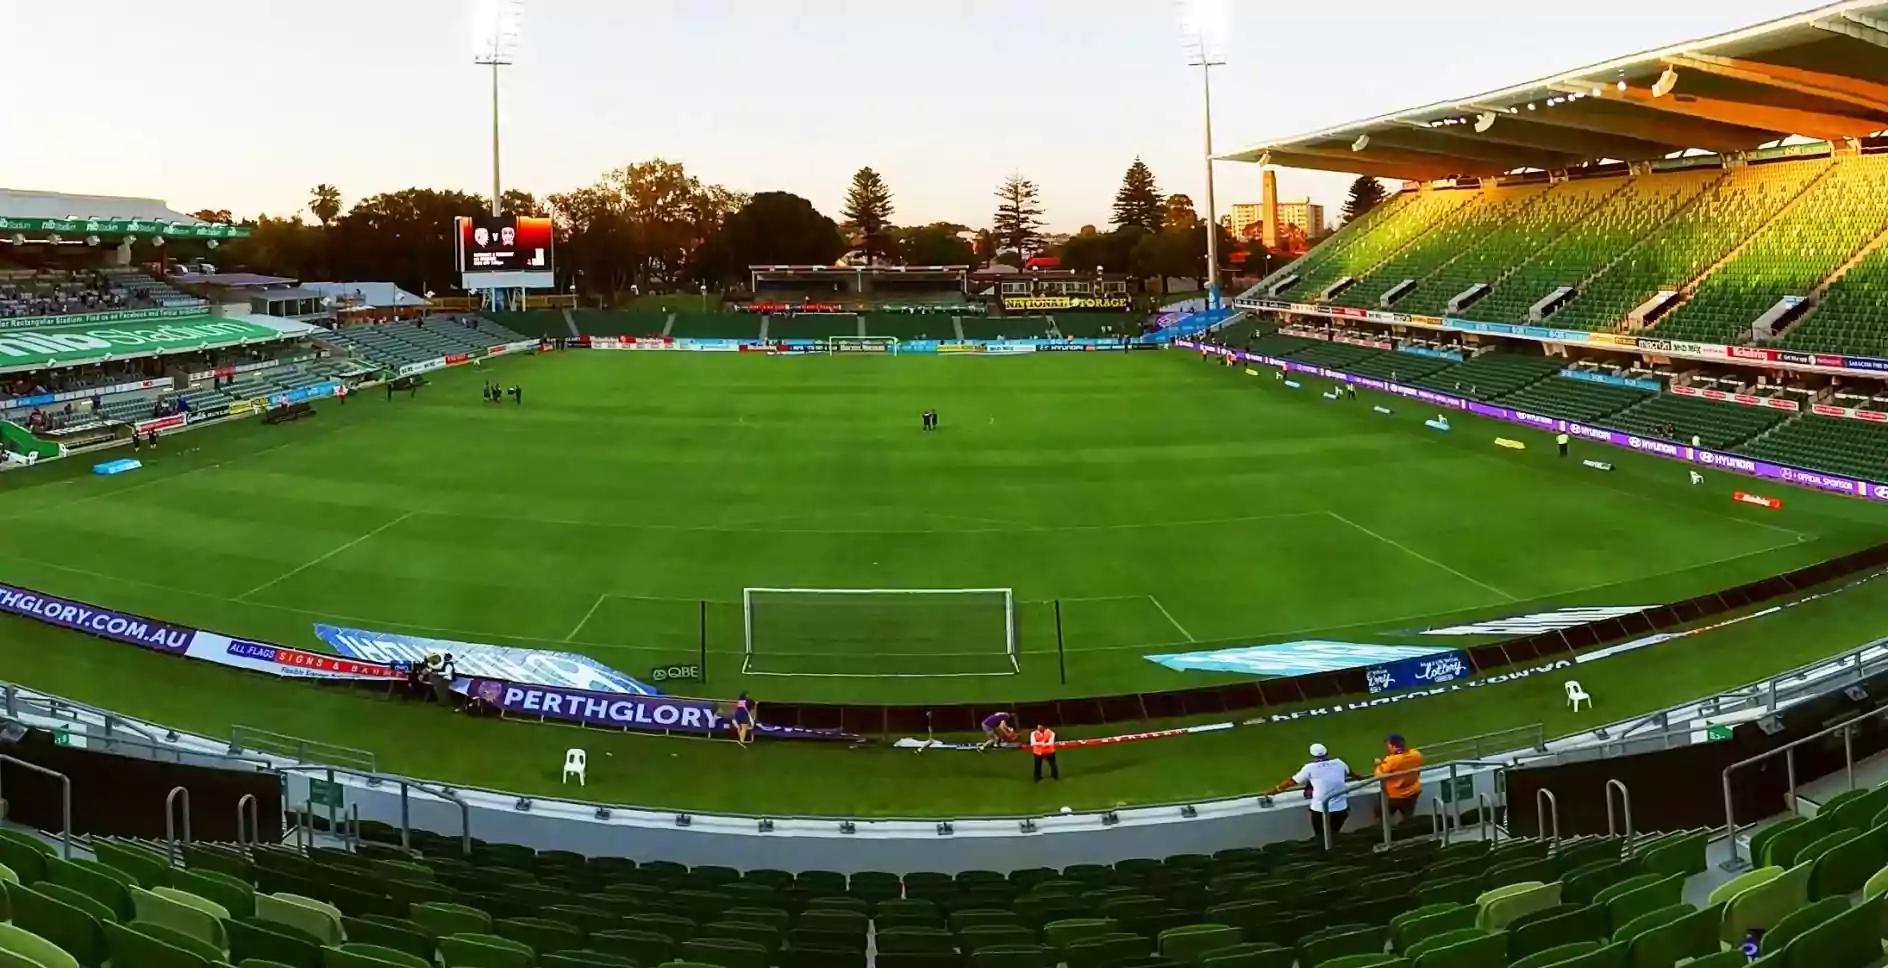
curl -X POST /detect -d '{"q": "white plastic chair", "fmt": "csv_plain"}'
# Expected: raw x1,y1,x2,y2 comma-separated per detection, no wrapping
562,748,587,785
1565,680,1592,711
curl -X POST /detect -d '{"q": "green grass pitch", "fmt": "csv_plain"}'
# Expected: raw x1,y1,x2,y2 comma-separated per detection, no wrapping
1,349,1886,815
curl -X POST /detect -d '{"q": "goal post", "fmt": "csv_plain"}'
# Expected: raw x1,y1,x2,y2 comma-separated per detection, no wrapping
826,336,899,355
741,587,1018,678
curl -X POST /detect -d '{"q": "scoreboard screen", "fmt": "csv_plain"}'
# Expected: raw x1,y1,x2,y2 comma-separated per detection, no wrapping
455,216,554,273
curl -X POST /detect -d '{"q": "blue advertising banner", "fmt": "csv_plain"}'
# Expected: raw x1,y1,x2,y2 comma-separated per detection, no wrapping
266,381,340,409
316,624,661,696
1559,369,1662,392
1397,346,1464,363
1365,650,1471,694
467,679,866,742
0,583,193,655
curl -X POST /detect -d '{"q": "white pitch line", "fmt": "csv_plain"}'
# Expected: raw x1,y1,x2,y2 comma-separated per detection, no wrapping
1147,594,1196,642
1327,511,1520,603
236,511,415,601
564,593,610,642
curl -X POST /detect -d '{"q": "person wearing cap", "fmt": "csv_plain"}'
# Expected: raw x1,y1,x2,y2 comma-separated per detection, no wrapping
1375,734,1425,823
1266,743,1359,843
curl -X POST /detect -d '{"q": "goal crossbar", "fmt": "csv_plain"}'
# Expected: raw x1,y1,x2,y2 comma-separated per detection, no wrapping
740,586,1018,678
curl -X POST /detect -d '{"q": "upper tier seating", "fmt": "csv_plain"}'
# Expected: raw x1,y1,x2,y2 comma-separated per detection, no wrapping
1399,179,1621,317
666,313,762,340
863,313,958,341
570,312,670,337
766,314,861,340
0,268,202,320
1273,190,1478,300
1547,159,1830,332
1333,185,1550,311
1773,243,1888,358
1650,155,1888,345
960,316,1053,340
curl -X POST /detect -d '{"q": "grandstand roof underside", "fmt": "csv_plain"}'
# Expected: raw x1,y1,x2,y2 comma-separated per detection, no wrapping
1219,1,1888,180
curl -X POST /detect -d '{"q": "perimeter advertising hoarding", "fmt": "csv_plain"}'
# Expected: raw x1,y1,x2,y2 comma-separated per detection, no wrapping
455,216,555,291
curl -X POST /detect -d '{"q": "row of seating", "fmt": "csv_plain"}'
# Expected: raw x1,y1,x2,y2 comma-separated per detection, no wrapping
1774,241,1888,359
1399,180,1624,319
1738,414,1888,483
1276,191,1478,303
1332,186,1552,312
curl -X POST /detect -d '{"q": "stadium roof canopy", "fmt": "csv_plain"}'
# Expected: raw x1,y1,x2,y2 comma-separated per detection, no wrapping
0,188,212,224
1218,0,1888,180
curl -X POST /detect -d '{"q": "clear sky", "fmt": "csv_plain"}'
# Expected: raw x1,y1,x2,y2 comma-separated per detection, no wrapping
1,0,1825,231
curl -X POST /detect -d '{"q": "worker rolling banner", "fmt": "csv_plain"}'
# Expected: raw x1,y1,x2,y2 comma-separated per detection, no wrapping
1178,342,1888,504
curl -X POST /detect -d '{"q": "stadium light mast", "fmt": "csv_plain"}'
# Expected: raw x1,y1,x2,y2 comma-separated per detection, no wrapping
1180,0,1226,310
473,0,525,218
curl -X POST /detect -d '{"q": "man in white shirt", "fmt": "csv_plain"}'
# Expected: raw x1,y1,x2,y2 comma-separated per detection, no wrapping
1267,742,1359,844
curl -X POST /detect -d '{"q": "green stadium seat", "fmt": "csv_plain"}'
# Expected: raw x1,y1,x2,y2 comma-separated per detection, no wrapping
590,927,673,965
342,917,435,961
1405,926,1504,968
1298,923,1387,966
1392,905,1477,953
6,882,107,968
538,951,633,968
1156,923,1243,963
323,941,434,968
1508,903,1609,961
132,886,228,953
227,918,323,968
0,922,78,968
1758,896,1847,958
1475,882,1559,930
437,933,534,968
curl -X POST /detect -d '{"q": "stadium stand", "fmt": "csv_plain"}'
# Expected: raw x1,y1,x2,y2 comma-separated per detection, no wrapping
766,314,862,341
570,312,671,338
1346,349,1459,384
1399,178,1624,318
861,313,956,342
1050,313,1136,338
1497,376,1654,423
1270,189,1479,301
1332,184,1551,311
666,313,762,340
29,811,1881,968
1547,159,1832,333
1407,353,1562,402
960,316,1053,341
1466,170,1721,326
324,319,528,370
1773,243,1888,358
485,310,571,339
1649,155,1888,345
0,268,202,320
1737,415,1888,484
1287,340,1385,371
1607,394,1789,450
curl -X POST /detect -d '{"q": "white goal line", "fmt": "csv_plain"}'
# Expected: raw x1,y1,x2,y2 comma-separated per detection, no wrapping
744,587,1015,594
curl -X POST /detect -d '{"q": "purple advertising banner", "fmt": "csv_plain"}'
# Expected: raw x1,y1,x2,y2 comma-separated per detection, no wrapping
0,583,194,655
468,679,866,742
1183,342,1888,504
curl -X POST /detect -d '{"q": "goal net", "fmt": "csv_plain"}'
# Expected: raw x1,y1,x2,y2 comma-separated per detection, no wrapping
826,336,899,355
741,587,1018,677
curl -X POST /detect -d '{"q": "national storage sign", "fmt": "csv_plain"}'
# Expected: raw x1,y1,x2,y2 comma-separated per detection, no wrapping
0,319,288,370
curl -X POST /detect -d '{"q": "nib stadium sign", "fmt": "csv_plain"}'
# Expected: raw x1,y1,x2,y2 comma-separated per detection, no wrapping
0,217,249,239
0,319,287,370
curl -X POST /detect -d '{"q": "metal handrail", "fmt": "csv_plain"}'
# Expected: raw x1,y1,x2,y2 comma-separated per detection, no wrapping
1477,793,1497,844
1318,758,1512,850
1536,789,1560,844
0,755,72,858
1719,703,1888,870
235,794,259,850
277,765,471,856
164,786,191,865
1430,797,1450,846
1605,779,1634,850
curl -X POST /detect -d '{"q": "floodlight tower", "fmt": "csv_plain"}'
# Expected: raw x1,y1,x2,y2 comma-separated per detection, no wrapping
1180,0,1226,311
474,0,524,217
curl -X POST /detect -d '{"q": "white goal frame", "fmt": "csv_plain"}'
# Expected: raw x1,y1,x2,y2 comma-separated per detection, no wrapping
741,586,1018,678
825,336,900,356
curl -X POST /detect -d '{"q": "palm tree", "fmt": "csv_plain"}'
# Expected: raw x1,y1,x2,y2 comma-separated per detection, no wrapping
309,184,343,227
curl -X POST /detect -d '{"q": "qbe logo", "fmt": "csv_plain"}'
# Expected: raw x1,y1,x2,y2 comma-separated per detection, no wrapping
650,664,702,683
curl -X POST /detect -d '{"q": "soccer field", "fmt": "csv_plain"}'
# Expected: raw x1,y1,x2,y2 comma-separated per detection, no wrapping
3,349,1888,814
1,350,1885,706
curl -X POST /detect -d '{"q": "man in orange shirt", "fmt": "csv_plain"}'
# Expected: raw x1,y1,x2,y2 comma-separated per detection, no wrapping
1030,724,1060,782
1375,734,1424,822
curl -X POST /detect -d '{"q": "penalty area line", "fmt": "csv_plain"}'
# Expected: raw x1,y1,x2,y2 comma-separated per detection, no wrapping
236,511,416,602
1327,511,1519,603
1147,594,1196,642
563,593,611,642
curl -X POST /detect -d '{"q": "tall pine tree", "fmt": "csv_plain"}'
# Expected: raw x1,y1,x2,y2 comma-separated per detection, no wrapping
992,174,1045,258
1341,176,1389,225
1111,158,1162,232
842,167,895,264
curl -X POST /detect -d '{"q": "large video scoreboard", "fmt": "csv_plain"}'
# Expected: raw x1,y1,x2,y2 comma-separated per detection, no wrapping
455,216,555,290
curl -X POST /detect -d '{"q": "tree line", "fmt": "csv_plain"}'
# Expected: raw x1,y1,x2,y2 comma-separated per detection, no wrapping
195,157,1390,301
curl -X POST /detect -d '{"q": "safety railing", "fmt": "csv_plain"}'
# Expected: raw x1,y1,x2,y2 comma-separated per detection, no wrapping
231,725,377,774
1605,779,1634,850
164,786,191,865
1536,788,1560,844
1318,759,1512,850
1719,703,1888,870
279,765,471,856
235,794,259,850
0,756,72,858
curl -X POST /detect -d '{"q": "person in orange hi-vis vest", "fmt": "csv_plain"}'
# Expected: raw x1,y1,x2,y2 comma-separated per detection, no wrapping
1030,724,1060,782
1374,734,1424,823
